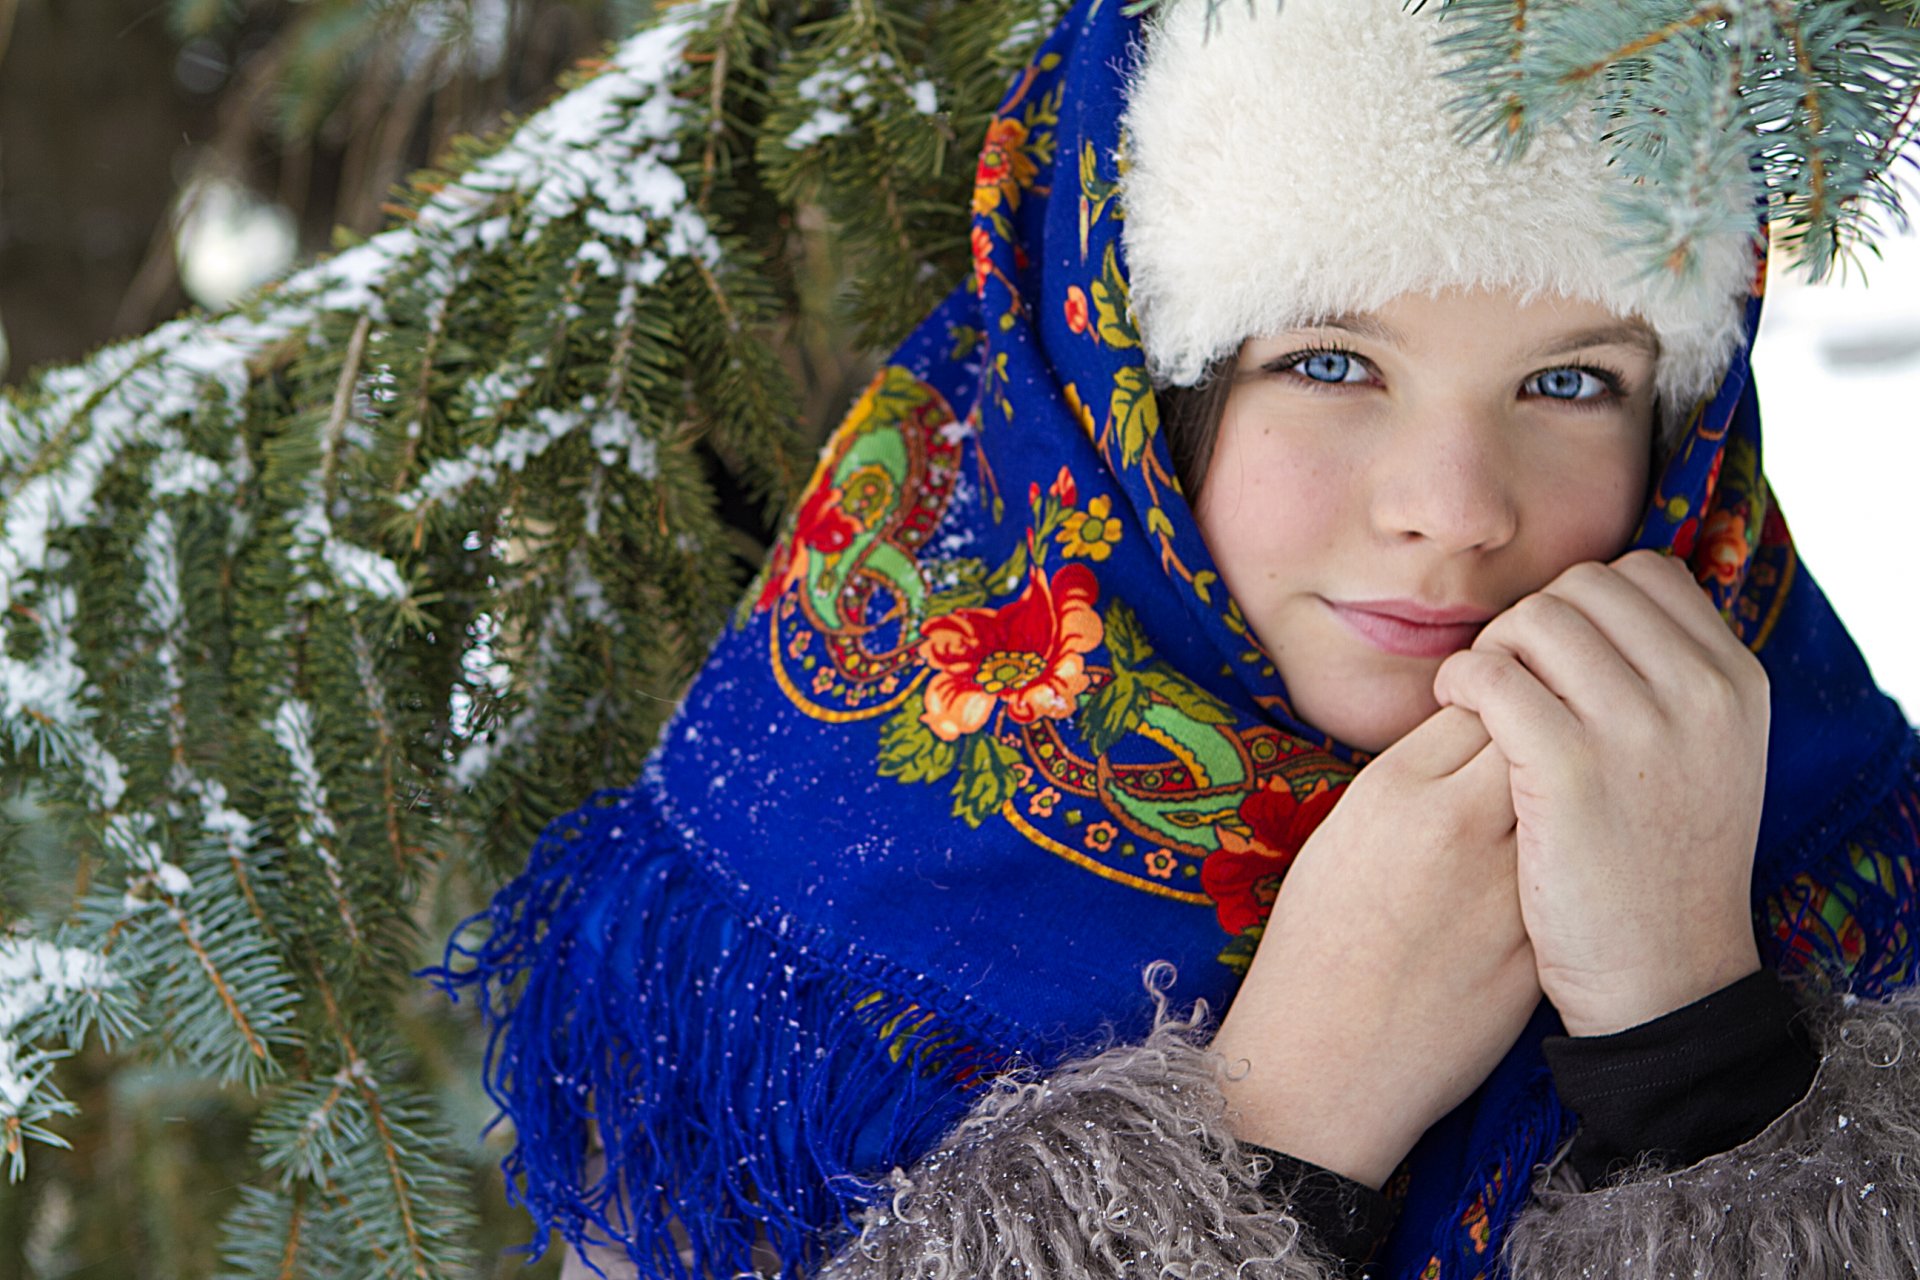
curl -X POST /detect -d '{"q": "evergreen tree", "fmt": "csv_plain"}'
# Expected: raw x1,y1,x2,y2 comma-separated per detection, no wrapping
2,1,1917,1274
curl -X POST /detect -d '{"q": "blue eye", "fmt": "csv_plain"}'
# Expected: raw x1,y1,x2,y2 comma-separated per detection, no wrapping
1290,351,1369,384
1526,367,1612,400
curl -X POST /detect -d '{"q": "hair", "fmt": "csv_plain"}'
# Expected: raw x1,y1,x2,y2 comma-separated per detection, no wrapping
1160,363,1236,503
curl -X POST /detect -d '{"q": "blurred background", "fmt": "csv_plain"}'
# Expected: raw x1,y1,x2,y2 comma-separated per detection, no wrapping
0,1,1915,1276
1,5,655,1276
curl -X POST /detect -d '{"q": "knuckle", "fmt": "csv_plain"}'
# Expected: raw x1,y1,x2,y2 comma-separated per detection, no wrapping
1556,559,1612,591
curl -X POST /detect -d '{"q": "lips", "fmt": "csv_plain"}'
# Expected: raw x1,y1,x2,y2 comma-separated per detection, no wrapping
1325,598,1495,659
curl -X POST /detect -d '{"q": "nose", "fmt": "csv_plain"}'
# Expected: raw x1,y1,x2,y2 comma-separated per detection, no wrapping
1368,408,1519,554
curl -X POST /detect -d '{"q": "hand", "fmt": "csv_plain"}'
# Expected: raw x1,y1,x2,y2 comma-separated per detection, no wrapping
1432,550,1767,1038
1211,707,1540,1189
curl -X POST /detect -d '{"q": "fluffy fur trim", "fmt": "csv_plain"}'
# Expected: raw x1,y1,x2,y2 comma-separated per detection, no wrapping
1505,984,1920,1278
1119,0,1756,424
820,981,1337,1280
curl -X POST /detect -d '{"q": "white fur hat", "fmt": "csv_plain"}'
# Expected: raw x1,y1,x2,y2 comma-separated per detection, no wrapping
1119,0,1757,422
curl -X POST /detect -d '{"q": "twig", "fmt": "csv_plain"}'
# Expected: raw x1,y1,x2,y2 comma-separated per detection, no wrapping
1559,5,1728,84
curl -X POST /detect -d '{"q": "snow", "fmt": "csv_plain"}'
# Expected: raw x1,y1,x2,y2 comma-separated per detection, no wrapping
322,539,409,601
465,364,538,420
589,407,659,477
787,108,853,149
105,813,196,900
271,700,340,842
148,449,227,499
785,49,933,149
0,939,120,1116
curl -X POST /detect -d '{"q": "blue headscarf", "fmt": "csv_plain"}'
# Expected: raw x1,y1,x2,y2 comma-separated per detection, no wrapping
439,2,1920,1275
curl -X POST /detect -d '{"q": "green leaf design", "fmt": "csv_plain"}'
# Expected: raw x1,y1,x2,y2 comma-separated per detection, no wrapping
983,539,1030,596
1109,365,1159,466
950,732,1023,827
1103,599,1152,671
879,700,960,784
1079,669,1150,756
1216,922,1264,977
1090,243,1140,350
1139,665,1237,725
927,557,989,613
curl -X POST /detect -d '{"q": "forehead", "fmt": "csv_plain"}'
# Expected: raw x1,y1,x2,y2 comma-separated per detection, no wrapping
1263,289,1662,364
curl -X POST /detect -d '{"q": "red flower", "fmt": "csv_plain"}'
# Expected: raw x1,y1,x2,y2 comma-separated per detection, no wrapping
1049,466,1077,507
1064,286,1090,335
755,482,863,611
971,116,1036,216
918,563,1105,741
1672,514,1700,559
1201,778,1343,936
1698,508,1748,587
971,225,995,296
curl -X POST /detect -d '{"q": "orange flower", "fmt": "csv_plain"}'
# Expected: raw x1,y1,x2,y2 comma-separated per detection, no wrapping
1083,820,1118,853
1201,777,1343,936
917,563,1105,741
1143,848,1177,880
1064,286,1090,335
972,116,1036,216
971,225,995,296
1029,786,1060,818
1698,508,1749,587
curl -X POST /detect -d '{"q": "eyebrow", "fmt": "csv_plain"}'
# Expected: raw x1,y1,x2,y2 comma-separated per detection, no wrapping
1295,312,1661,360
1525,322,1661,360
1299,311,1403,345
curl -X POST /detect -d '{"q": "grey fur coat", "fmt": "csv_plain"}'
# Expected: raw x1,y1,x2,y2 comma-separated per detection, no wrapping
561,985,1920,1279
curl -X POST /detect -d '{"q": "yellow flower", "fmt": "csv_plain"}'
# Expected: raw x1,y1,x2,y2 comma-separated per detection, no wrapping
1056,495,1123,561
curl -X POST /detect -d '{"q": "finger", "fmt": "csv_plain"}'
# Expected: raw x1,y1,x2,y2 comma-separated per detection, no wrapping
1470,590,1648,716
1448,738,1519,827
1389,704,1493,777
1432,648,1580,769
1608,548,1748,659
1543,557,1725,694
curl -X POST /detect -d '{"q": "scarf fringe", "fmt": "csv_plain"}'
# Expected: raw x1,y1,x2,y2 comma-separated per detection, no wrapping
432,775,993,1278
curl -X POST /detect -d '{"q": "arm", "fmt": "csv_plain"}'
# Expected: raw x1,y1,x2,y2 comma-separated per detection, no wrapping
1507,982,1920,1277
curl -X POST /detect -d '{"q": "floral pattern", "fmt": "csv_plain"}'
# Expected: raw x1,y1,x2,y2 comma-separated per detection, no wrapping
1055,494,1123,561
1698,508,1748,587
1201,776,1343,936
919,563,1104,740
972,117,1038,216
755,481,863,612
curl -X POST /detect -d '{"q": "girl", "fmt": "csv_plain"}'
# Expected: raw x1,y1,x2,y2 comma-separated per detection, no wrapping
444,1,1920,1275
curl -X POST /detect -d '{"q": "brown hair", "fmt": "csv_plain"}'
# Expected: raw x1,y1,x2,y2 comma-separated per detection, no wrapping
1158,361,1235,503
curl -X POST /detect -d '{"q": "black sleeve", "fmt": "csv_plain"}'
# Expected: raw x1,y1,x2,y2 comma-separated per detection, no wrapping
1243,1142,1396,1277
1542,968,1820,1187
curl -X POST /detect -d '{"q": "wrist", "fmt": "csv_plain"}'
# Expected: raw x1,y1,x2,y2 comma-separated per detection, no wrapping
1548,942,1762,1038
1211,1018,1422,1190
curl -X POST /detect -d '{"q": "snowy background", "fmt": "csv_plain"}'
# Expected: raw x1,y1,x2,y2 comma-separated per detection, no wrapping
1753,224,1920,726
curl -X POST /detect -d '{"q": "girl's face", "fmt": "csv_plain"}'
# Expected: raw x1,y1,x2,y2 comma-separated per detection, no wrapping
1194,287,1659,753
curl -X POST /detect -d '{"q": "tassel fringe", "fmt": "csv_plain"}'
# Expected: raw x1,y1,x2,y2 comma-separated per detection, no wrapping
432,771,997,1277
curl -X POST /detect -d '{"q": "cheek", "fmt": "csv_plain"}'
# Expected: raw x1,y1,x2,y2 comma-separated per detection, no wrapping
1194,414,1351,573
1524,439,1650,565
